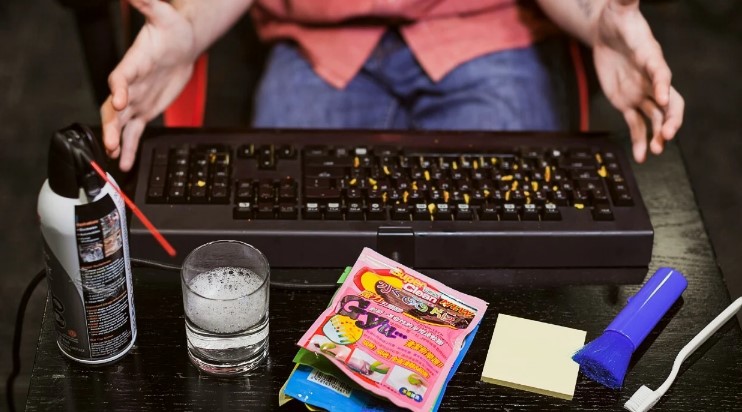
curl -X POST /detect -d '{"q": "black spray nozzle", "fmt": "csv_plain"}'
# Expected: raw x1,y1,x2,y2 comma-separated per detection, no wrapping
48,124,108,198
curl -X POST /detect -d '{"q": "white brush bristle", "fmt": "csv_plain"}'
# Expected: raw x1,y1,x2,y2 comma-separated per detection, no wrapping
624,385,659,412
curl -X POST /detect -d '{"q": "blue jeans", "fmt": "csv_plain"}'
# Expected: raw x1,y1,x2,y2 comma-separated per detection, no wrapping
253,31,575,131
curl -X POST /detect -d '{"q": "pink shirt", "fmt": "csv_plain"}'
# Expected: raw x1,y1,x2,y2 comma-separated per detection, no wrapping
251,0,558,89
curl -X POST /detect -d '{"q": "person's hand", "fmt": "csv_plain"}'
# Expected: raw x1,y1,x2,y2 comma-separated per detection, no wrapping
101,0,197,171
592,0,684,163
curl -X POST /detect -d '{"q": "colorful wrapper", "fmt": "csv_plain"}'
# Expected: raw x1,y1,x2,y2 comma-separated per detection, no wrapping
297,248,488,412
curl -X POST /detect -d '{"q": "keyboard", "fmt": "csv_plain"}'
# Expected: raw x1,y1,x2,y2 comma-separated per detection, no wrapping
130,129,653,283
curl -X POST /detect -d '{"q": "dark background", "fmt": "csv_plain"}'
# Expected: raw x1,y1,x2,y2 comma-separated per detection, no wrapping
1,0,740,408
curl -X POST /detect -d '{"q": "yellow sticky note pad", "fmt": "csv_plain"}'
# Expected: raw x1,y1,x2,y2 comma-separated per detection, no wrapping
481,314,586,400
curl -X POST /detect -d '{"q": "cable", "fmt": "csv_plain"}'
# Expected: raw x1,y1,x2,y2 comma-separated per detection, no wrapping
130,257,338,290
6,269,46,412
130,257,180,271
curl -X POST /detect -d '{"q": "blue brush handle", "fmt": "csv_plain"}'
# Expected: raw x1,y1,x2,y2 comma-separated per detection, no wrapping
606,267,688,352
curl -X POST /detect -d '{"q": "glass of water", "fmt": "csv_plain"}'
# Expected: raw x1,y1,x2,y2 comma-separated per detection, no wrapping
181,240,269,375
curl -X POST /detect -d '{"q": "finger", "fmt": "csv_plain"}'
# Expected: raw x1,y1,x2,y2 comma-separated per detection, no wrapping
623,109,647,163
648,58,671,107
661,87,685,140
100,96,122,157
119,117,147,172
108,70,130,111
639,99,665,155
635,42,672,107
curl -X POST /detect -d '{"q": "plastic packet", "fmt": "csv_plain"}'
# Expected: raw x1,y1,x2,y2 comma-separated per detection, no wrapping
283,322,480,411
297,248,488,411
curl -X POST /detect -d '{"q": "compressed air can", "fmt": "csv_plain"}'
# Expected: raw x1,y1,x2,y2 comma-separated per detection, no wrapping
37,124,137,364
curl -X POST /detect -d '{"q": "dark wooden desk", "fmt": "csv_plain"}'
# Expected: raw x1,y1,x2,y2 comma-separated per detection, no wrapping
26,145,742,411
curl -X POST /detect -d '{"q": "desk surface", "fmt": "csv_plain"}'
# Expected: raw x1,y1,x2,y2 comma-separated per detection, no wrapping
27,144,742,411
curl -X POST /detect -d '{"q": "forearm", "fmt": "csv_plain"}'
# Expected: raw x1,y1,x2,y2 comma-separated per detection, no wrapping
171,0,255,57
535,0,608,46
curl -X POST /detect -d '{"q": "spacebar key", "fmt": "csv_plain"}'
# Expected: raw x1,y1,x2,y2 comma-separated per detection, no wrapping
304,188,341,201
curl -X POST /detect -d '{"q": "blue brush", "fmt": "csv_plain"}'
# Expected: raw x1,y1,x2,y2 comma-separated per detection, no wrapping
572,267,688,389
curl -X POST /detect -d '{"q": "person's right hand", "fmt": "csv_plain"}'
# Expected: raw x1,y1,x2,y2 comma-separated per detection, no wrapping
101,0,197,171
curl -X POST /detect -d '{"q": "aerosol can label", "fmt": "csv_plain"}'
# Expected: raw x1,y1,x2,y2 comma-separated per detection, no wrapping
44,192,136,362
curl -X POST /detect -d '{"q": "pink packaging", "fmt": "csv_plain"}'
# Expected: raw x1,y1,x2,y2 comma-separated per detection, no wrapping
297,248,488,411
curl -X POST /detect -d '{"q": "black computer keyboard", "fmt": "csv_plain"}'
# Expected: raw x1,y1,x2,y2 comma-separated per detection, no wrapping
130,129,653,283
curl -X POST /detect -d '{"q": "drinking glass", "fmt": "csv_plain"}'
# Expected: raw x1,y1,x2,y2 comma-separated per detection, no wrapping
181,240,269,375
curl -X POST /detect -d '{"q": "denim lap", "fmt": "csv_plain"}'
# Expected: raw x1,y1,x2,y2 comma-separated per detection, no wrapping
252,33,571,132
252,42,408,129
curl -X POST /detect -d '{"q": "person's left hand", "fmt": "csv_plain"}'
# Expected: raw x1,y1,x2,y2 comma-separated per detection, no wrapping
592,0,684,163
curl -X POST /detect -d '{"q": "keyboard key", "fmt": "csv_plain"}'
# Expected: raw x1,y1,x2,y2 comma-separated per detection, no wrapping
592,204,614,221
412,203,430,221
572,189,590,205
346,202,365,220
235,180,254,202
233,202,253,219
146,186,165,203
550,190,569,206
501,203,519,221
303,202,322,220
305,156,353,169
153,148,169,166
279,177,296,189
372,146,397,157
277,203,298,219
305,166,345,178
590,188,609,203
608,182,634,206
433,203,452,221
367,189,384,203
612,192,634,207
479,204,498,221
541,203,562,221
304,146,328,157
571,170,600,181
325,202,343,220
278,187,297,202
212,152,230,166
149,165,168,188
256,202,275,219
190,186,208,203
210,187,229,204
258,185,275,202
532,189,548,206
277,145,297,159
333,147,350,158
168,186,186,203
470,190,487,206
522,204,539,221
367,202,386,220
391,202,410,220
454,203,473,220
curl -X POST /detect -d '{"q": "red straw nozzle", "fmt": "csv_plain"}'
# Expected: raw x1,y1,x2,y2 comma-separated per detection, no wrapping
90,161,177,257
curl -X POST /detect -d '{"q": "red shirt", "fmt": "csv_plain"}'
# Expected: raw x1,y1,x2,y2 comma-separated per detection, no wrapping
251,0,558,89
